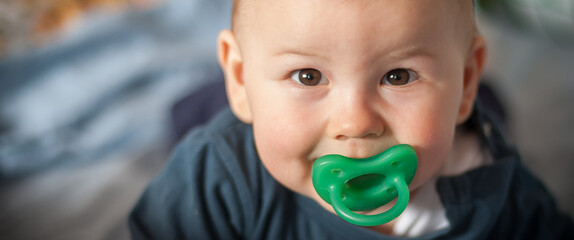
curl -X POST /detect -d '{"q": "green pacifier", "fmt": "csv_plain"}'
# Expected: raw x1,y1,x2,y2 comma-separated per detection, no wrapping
312,144,417,226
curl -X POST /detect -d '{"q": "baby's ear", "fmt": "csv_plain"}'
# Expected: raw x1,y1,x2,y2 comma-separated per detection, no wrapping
218,30,253,123
457,35,487,124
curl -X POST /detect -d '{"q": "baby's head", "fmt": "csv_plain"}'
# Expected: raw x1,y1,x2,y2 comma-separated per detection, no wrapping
218,0,486,227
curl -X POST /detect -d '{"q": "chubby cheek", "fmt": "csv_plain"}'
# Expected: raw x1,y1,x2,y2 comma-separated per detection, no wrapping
398,105,457,190
251,106,321,197
412,124,453,189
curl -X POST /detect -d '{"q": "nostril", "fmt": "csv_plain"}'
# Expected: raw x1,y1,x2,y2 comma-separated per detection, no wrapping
329,117,384,140
364,132,382,138
335,133,380,141
336,135,348,141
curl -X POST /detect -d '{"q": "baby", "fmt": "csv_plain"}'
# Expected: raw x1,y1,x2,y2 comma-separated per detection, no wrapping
129,0,574,239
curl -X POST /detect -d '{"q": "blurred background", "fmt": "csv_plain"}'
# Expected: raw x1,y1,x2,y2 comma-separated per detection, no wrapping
0,0,573,239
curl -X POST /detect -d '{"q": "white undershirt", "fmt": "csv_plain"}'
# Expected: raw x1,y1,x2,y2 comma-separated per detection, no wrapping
392,129,493,237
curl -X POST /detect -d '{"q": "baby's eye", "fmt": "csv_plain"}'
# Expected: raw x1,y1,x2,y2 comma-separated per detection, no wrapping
290,68,328,86
381,69,418,86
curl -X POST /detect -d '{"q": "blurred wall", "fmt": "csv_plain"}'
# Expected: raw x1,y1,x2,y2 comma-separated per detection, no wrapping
477,1,574,217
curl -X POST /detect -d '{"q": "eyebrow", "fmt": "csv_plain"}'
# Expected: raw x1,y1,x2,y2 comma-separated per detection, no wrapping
271,46,324,59
386,45,435,60
271,42,435,62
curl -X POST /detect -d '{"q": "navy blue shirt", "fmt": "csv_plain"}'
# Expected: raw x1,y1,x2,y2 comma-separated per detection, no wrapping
129,105,573,239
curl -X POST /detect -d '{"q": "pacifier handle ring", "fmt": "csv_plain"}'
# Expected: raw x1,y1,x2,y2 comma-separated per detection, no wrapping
329,174,409,226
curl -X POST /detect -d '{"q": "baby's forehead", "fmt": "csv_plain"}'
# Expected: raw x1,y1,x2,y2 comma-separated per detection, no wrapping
233,0,476,42
232,0,475,35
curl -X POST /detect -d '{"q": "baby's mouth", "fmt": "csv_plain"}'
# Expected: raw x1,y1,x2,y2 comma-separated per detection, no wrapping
314,149,391,162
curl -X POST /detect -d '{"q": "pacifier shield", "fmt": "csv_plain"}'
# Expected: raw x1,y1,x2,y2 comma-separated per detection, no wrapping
311,144,417,226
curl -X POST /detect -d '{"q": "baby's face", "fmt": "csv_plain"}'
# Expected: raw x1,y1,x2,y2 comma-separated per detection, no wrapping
221,0,483,217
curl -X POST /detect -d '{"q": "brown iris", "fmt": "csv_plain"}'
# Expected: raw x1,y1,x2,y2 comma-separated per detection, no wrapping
385,69,410,85
298,69,322,86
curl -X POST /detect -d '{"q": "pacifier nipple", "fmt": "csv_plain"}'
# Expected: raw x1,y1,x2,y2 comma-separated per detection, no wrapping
311,144,417,226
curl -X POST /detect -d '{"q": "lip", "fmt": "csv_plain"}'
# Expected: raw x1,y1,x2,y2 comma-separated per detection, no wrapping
312,149,391,162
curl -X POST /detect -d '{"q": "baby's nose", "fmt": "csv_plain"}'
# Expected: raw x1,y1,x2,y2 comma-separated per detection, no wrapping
327,94,384,140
